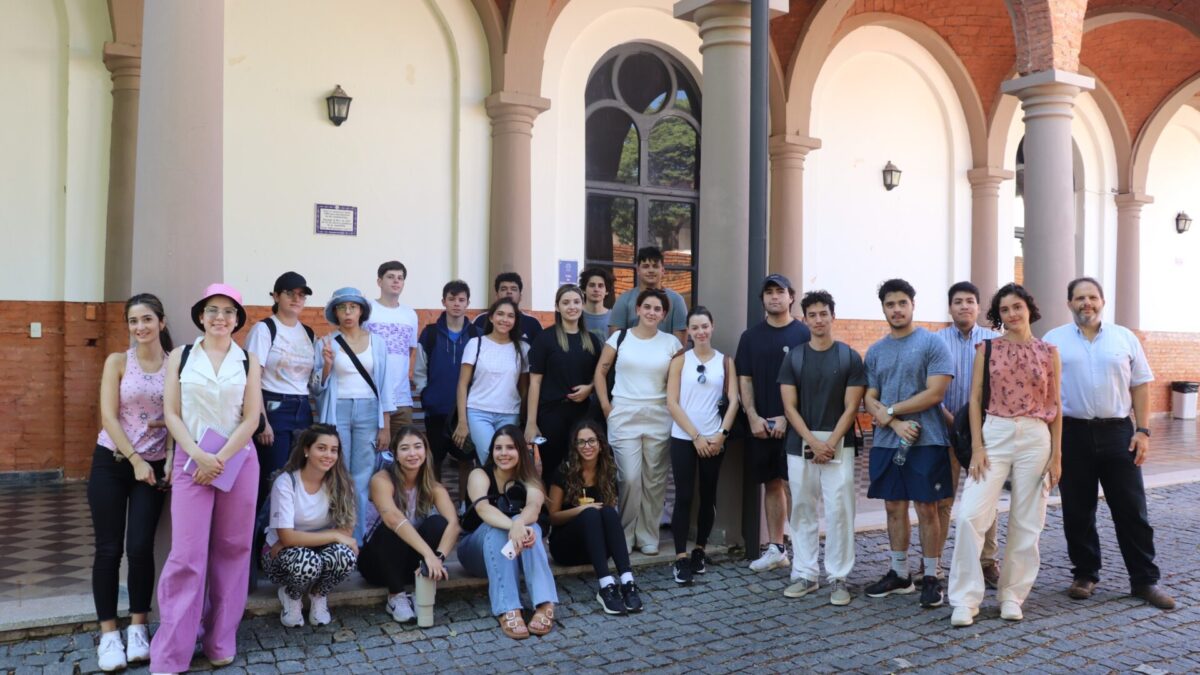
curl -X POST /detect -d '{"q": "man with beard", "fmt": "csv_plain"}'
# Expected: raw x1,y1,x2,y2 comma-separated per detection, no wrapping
1043,277,1174,610
863,279,954,608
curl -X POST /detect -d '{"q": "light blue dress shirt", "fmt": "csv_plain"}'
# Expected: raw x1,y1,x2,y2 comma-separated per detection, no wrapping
1042,322,1153,419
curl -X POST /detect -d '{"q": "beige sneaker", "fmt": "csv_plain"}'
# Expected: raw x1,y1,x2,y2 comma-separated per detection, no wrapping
784,577,819,598
829,579,851,606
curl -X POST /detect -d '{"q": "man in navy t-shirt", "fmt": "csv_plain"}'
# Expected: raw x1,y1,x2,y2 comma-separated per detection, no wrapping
735,274,811,574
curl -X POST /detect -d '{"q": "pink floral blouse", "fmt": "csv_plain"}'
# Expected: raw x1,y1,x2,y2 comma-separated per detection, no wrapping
982,338,1058,423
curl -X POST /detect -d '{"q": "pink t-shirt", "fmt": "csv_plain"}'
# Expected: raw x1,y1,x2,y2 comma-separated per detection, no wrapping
983,338,1058,423
97,349,168,460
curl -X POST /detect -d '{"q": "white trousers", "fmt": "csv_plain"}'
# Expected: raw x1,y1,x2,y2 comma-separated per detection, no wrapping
607,399,673,551
949,416,1051,609
787,438,856,582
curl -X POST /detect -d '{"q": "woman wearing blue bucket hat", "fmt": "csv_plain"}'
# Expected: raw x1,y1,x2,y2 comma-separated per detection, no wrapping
312,286,395,545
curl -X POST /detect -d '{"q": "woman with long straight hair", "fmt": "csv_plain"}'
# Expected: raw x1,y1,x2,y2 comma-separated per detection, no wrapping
593,288,682,554
359,426,460,623
949,283,1062,627
150,284,261,673
453,298,530,465
548,420,643,615
526,284,603,484
89,293,173,672
263,424,358,628
666,306,739,585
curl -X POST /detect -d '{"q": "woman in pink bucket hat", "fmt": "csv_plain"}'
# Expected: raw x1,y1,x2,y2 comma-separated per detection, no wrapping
151,283,262,673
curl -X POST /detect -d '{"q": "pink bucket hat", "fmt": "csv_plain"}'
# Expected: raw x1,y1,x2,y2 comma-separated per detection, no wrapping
191,282,248,333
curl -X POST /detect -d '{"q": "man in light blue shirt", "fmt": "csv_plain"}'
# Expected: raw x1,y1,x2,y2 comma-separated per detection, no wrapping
936,282,1000,586
1043,277,1173,610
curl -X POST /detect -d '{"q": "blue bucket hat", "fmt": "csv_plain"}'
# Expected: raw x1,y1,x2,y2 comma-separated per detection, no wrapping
325,286,371,325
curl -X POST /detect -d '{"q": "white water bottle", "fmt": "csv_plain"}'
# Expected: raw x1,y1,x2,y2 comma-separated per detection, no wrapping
414,564,436,628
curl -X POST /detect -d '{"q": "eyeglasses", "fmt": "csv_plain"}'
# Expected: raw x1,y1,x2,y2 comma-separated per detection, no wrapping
335,303,360,313
574,437,600,448
696,364,706,384
279,289,308,300
203,307,238,319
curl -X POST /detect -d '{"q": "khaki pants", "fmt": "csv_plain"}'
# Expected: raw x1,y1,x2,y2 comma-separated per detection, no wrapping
389,406,413,432
607,399,672,551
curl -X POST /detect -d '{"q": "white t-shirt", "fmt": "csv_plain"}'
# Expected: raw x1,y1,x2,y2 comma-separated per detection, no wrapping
607,329,682,404
365,300,420,408
671,349,726,440
267,471,333,547
245,318,315,396
334,341,375,399
462,336,530,415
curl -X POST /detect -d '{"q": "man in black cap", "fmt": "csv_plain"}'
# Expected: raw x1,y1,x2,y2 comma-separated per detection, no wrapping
735,274,811,573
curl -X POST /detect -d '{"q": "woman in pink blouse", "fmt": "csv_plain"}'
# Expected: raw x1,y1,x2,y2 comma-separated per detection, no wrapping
949,283,1062,627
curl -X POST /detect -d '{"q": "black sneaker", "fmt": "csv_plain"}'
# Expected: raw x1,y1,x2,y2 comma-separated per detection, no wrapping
865,570,916,598
690,548,708,575
596,583,626,615
673,558,694,585
621,581,644,613
919,575,944,608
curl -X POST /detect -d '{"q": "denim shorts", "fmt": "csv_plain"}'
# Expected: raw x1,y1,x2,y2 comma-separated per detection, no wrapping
867,445,953,503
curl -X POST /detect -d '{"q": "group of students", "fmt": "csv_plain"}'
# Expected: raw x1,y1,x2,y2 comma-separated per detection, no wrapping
85,248,1173,672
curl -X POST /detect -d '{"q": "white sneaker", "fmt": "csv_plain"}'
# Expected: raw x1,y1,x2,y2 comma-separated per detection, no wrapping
97,631,126,672
749,544,789,572
387,592,415,623
126,624,150,663
639,545,660,556
309,593,332,626
950,606,979,627
1000,600,1023,621
278,587,305,628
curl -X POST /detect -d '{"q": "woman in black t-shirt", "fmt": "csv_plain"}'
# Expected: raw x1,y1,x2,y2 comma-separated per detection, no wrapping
547,420,643,616
526,285,603,485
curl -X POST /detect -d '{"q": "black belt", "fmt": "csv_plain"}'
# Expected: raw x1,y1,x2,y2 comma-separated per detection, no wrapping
263,391,309,401
1064,416,1130,425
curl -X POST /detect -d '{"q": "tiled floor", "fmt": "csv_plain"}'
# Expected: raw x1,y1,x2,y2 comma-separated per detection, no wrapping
1,417,1196,618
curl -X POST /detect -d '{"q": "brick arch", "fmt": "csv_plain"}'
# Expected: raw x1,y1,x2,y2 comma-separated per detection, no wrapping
1132,73,1200,195
1007,0,1087,74
1085,0,1200,36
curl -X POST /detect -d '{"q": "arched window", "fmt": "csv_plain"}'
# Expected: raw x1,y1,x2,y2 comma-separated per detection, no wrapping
584,45,701,304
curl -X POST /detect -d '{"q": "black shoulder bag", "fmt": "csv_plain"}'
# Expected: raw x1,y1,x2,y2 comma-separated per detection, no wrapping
952,339,993,469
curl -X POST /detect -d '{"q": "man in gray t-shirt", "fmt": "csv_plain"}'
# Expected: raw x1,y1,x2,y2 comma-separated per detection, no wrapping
777,291,866,605
608,246,687,342
862,279,954,609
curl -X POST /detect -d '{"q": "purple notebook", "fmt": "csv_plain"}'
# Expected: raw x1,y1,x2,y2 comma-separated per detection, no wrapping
180,427,251,492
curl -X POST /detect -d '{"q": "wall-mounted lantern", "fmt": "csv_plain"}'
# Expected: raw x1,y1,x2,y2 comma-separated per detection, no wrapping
326,85,352,126
1177,211,1192,234
882,161,901,191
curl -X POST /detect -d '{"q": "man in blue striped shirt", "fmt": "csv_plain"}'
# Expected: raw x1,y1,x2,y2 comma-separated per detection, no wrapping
936,282,1000,586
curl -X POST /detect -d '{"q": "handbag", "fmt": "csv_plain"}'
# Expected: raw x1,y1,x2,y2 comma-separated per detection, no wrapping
951,339,993,469
461,478,549,532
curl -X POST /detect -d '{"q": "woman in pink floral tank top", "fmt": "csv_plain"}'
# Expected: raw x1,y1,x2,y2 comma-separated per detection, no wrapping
948,283,1062,628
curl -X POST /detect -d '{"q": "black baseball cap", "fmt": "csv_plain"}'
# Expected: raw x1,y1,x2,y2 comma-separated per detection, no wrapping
272,271,313,296
761,273,793,294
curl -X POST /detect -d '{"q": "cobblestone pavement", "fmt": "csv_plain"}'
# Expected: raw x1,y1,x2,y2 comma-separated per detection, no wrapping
4,481,1199,674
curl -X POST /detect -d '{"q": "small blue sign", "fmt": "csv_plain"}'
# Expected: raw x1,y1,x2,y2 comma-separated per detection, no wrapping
558,260,578,285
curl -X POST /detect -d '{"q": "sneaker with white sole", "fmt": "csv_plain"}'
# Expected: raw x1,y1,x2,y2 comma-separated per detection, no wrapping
950,605,979,627
783,577,819,598
829,579,852,606
865,570,915,597
749,544,789,572
387,592,415,623
639,544,660,556
309,593,332,626
278,587,305,628
126,624,150,663
97,631,126,672
1000,600,1023,621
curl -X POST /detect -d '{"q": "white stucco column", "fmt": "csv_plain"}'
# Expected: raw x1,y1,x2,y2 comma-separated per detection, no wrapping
131,0,225,335
102,42,141,302
1001,70,1094,334
485,91,550,306
1114,192,1153,328
967,167,1014,305
768,134,821,291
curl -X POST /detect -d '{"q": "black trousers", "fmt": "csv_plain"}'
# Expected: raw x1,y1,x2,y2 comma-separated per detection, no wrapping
536,399,593,487
1059,418,1159,587
549,505,632,580
424,413,474,480
86,445,167,621
358,514,448,593
669,438,725,555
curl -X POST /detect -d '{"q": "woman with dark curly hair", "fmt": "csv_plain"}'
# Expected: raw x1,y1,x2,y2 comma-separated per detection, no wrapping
547,420,643,615
949,283,1062,627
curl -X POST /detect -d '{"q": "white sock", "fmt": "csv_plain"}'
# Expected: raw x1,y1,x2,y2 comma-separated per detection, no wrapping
890,551,908,576
599,575,616,588
101,630,121,641
923,557,940,578
620,571,634,585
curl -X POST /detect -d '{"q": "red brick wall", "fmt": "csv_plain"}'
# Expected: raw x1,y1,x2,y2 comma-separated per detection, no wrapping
771,0,819,73
1085,0,1200,28
1137,330,1200,415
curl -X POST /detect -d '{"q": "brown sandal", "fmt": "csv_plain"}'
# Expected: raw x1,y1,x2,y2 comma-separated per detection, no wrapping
499,610,529,640
528,604,555,636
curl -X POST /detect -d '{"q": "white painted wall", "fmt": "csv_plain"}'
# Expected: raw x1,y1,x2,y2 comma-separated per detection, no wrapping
0,0,111,302
222,0,491,311
807,26,972,321
536,0,702,311
1141,105,1200,332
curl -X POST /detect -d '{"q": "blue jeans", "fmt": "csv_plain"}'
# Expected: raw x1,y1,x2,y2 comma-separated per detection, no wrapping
262,392,313,475
458,523,558,616
466,408,519,465
334,398,380,545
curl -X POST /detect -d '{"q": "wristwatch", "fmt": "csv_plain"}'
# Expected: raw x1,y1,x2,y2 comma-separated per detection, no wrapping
720,428,730,437
886,405,895,419
1136,427,1151,437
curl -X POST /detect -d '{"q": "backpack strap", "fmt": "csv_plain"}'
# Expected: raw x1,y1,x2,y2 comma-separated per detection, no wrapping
981,338,993,411
266,317,278,344
335,335,379,399
303,324,315,344
180,342,249,375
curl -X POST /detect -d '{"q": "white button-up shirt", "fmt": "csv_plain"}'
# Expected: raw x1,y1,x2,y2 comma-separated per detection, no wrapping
1043,322,1153,419
937,324,1000,414
179,337,249,441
